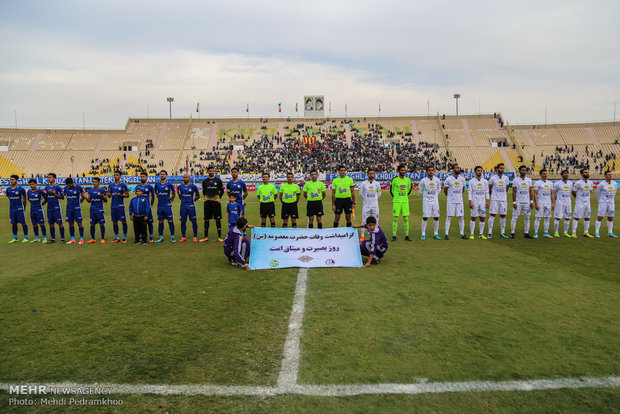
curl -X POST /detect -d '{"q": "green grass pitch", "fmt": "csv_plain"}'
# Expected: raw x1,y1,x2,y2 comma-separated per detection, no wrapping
0,190,619,412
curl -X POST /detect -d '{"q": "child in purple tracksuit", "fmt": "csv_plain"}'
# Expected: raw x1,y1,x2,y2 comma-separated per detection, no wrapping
223,217,255,270
353,216,388,267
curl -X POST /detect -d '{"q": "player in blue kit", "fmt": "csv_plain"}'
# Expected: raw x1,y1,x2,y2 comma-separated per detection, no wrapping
226,167,248,217
154,170,176,243
6,174,29,243
107,171,129,243
64,177,86,244
135,171,155,242
27,179,47,243
85,177,108,244
45,173,65,243
177,173,200,242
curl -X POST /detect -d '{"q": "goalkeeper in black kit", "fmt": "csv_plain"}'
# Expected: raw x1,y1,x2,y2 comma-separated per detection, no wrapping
200,166,225,242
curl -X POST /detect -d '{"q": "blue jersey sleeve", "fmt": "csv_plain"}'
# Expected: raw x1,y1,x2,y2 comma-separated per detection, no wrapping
241,181,247,192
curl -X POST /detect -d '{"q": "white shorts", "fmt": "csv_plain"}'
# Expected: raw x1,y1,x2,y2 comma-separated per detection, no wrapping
489,200,507,215
573,204,591,219
554,203,572,220
423,201,440,218
597,202,614,218
535,204,552,218
362,205,380,223
447,203,464,217
513,202,532,217
470,202,486,218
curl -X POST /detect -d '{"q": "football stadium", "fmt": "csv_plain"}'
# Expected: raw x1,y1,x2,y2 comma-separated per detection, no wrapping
1,2,619,413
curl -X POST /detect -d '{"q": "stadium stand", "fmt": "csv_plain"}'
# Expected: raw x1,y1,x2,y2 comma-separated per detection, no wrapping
1,115,618,178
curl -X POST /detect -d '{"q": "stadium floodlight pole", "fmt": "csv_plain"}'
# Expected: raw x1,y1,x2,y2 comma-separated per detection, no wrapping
453,94,461,116
167,97,174,119
70,155,75,177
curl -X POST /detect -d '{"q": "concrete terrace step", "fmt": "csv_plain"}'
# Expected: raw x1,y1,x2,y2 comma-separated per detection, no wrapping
28,133,44,151
586,127,601,146
461,119,476,148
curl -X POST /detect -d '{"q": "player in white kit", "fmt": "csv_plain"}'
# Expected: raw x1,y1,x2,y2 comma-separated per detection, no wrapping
595,170,617,238
419,165,442,240
533,168,555,238
571,168,594,238
553,169,573,238
467,166,489,239
511,165,533,238
358,169,382,241
487,163,510,239
443,163,468,240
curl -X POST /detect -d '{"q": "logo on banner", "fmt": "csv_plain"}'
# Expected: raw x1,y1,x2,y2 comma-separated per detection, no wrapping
270,259,280,268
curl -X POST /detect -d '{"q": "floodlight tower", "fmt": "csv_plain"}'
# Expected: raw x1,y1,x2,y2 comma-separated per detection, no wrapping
167,97,174,119
453,94,461,116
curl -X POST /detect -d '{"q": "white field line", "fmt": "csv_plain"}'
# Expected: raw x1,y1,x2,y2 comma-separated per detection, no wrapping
276,267,308,389
1,377,618,397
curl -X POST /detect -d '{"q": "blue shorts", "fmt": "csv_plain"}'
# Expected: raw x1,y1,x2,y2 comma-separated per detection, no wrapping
90,209,106,225
111,206,126,222
180,205,197,222
30,210,45,225
47,208,63,224
66,207,83,223
228,222,237,230
157,204,174,221
9,209,26,225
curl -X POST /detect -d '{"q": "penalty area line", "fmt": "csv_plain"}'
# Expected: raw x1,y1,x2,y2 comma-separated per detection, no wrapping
0,377,618,397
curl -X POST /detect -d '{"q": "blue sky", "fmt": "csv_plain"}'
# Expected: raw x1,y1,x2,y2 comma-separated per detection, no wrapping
0,0,618,128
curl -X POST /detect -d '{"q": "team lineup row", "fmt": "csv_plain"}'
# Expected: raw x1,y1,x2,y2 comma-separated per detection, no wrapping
3,163,618,245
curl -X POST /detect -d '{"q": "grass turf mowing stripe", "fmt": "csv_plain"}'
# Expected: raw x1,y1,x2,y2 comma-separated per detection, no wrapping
1,377,618,397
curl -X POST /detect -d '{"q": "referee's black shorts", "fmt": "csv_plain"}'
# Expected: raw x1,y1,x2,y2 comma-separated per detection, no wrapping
306,200,324,217
204,200,222,220
334,197,353,215
281,202,299,219
259,202,276,218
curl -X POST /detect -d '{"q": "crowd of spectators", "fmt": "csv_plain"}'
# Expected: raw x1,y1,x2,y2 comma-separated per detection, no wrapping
536,145,616,175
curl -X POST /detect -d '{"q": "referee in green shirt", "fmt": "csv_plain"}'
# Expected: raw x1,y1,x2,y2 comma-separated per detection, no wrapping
256,172,278,227
331,165,355,228
302,169,327,229
279,172,301,228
